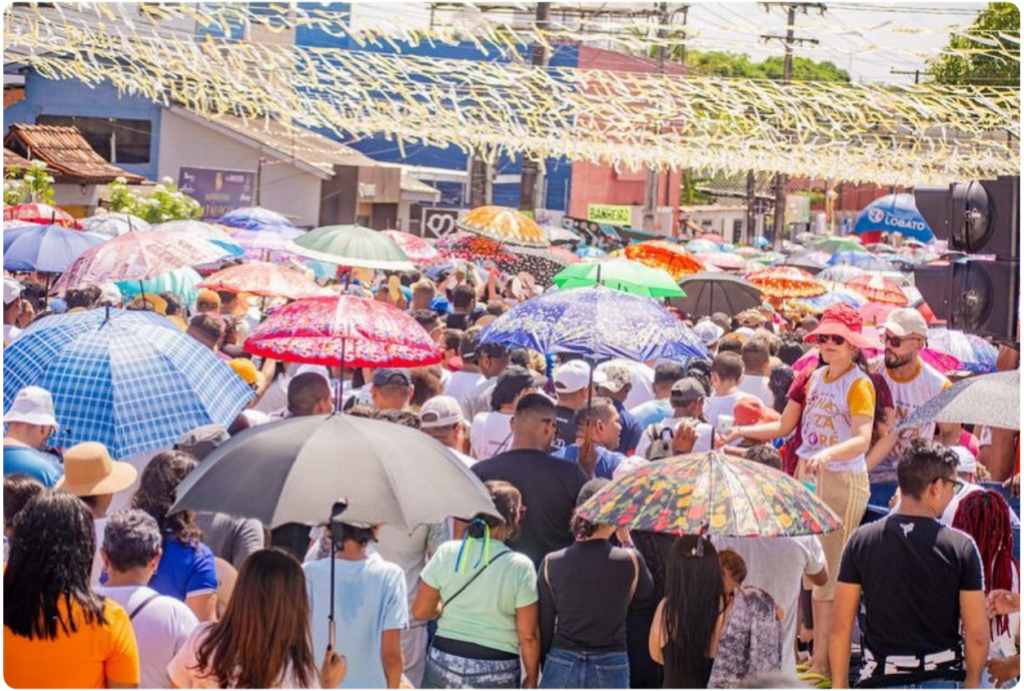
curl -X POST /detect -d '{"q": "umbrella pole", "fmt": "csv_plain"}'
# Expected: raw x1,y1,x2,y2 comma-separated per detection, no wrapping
139,280,146,305
335,336,346,414
42,273,50,310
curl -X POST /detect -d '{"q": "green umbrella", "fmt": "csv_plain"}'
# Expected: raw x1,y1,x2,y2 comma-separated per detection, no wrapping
813,237,867,254
116,266,204,304
553,259,685,298
290,224,414,271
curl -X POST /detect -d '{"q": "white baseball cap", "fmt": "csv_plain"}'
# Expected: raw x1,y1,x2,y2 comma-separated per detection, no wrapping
882,308,928,339
4,386,59,429
553,360,605,394
693,320,725,347
3,276,23,306
419,395,465,429
951,445,977,475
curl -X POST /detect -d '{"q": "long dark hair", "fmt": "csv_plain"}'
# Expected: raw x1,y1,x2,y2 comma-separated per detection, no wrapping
4,492,107,640
662,535,723,688
132,450,203,546
194,549,317,688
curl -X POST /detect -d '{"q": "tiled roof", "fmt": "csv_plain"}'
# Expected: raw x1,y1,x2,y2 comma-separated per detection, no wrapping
3,124,144,184
3,146,35,171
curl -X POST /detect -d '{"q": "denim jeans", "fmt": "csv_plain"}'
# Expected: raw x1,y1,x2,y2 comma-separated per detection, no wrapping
423,645,520,689
887,682,963,689
540,648,630,689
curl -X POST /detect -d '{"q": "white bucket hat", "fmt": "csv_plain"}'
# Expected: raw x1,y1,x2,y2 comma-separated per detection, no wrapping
4,386,59,429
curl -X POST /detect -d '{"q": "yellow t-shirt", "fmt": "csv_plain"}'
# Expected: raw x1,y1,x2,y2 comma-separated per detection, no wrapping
4,597,139,689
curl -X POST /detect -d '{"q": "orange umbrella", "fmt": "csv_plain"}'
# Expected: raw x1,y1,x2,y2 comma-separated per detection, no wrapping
747,266,827,299
622,240,705,281
457,206,550,248
847,274,908,306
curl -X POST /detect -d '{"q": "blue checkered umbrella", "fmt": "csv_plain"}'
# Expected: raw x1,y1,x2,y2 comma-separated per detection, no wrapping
3,308,253,458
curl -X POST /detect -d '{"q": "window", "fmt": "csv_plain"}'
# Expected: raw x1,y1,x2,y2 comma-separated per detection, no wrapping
733,219,743,241
36,115,151,164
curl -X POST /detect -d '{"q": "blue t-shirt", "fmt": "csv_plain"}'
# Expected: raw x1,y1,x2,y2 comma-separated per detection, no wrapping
3,445,62,487
629,399,674,430
304,553,409,689
554,443,626,480
148,536,218,602
613,399,644,455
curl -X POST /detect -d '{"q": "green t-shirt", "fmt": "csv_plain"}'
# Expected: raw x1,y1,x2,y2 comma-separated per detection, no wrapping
421,539,538,655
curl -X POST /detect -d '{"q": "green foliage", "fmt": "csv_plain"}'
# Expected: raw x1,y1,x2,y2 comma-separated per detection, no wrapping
3,161,55,205
929,2,1019,87
680,50,850,82
108,176,202,223
680,171,715,205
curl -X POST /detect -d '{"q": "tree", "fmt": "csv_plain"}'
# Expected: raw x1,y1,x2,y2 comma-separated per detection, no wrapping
108,176,202,223
3,161,55,206
678,50,850,82
761,56,850,82
930,2,1019,87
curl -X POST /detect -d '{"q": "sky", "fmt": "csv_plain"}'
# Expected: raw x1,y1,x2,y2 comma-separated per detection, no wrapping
348,1,989,84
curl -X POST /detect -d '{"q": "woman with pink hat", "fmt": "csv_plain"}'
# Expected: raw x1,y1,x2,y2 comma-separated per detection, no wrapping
726,303,879,686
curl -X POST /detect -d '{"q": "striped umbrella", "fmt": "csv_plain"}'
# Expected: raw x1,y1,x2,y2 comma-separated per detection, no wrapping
847,274,908,305
746,266,827,299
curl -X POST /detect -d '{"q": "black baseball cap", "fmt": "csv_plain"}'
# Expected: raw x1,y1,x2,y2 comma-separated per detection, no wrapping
372,368,412,387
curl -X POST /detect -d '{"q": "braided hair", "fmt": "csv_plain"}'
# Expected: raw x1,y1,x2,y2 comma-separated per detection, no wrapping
952,490,1019,638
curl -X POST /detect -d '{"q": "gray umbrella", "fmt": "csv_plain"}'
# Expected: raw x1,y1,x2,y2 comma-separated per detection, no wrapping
898,370,1020,432
171,413,498,530
671,272,762,318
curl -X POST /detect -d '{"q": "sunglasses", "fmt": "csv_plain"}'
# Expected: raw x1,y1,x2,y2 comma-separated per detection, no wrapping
813,334,846,346
935,476,965,492
885,334,922,348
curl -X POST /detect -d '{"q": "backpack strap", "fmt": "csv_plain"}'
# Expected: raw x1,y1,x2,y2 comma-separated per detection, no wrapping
128,592,161,621
626,549,640,601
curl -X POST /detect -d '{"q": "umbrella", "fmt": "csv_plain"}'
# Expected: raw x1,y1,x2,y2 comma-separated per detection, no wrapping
116,267,204,304
752,235,771,248
3,308,253,458
695,252,745,271
553,259,685,298
898,371,1019,432
79,213,151,238
291,225,414,271
685,239,719,254
229,226,306,265
671,272,762,318
793,345,960,376
847,274,908,305
218,206,295,231
3,223,106,273
746,267,827,299
575,451,841,537
858,301,898,326
700,233,727,244
381,230,443,265
198,262,328,300
243,295,443,367
3,219,40,231
813,237,866,254
540,223,580,245
437,233,517,265
623,240,705,281
828,252,897,273
52,231,230,292
818,265,866,284
866,243,896,254
790,287,867,312
457,206,550,248
155,220,246,257
479,285,707,362
502,246,575,287
733,247,761,259
4,203,80,229
779,253,828,275
780,241,806,255
926,328,999,374
575,245,608,259
853,194,935,243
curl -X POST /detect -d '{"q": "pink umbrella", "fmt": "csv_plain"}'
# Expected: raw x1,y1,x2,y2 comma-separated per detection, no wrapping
53,231,229,292
243,295,444,367
197,262,330,300
858,302,898,326
382,230,443,265
695,252,745,271
793,345,962,375
4,203,80,229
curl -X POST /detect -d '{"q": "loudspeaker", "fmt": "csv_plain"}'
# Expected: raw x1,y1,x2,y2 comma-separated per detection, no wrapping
914,176,1019,259
915,259,1019,340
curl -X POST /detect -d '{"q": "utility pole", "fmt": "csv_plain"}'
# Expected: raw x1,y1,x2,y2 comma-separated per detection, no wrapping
518,1,551,216
761,2,824,249
642,1,670,233
890,68,921,84
469,149,489,208
745,171,757,246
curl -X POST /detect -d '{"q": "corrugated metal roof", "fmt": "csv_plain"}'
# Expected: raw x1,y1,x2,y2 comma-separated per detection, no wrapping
3,124,144,183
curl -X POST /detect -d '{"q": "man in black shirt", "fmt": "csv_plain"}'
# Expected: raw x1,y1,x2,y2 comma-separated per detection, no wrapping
473,393,588,568
830,440,989,689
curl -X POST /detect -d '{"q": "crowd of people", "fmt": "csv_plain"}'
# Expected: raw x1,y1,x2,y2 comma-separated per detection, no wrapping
2,254,1020,690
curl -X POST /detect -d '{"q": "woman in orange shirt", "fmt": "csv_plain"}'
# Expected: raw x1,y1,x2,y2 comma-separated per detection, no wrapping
4,491,140,688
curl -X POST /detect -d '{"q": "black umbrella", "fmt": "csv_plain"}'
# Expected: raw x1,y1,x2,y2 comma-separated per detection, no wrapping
670,272,762,318
898,370,1020,432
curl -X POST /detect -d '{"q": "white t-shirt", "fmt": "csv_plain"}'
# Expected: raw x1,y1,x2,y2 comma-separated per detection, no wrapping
874,358,951,474
461,376,498,422
3,323,22,343
635,416,713,458
470,411,514,461
705,390,758,429
713,535,827,676
797,365,875,473
444,371,485,408
97,584,199,689
738,374,774,407
168,622,318,688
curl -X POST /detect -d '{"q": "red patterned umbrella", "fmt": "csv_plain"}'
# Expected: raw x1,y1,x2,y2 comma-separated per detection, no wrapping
746,266,827,299
197,262,329,300
847,274,908,306
243,295,444,367
436,233,516,265
4,203,80,229
382,230,443,265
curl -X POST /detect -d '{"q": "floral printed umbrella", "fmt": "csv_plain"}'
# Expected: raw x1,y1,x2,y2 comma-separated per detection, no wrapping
437,233,517,265
198,262,329,300
457,205,550,248
155,220,245,256
381,230,443,265
52,231,230,292
502,246,576,287
817,265,866,284
623,240,705,281
478,285,706,362
847,274,908,305
695,251,745,271
746,266,827,299
244,295,443,367
575,451,841,537
4,203,80,229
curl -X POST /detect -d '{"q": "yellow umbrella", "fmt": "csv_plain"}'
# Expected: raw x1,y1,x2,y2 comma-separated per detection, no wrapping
457,206,550,248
